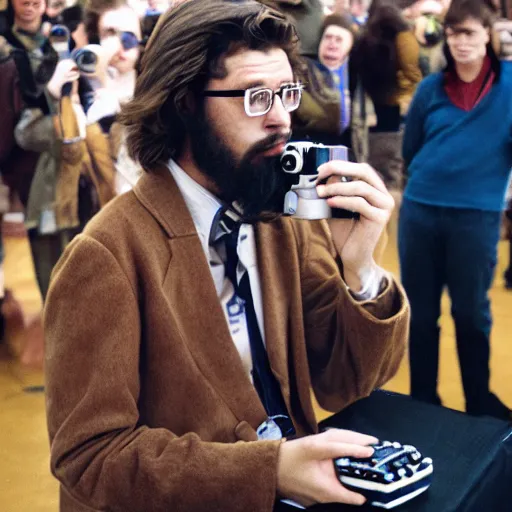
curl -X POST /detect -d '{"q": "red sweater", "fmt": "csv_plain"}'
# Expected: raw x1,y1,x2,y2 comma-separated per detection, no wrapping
444,56,495,111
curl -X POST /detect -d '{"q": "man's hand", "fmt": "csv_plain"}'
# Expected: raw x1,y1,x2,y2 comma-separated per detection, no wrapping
277,428,378,507
316,161,394,292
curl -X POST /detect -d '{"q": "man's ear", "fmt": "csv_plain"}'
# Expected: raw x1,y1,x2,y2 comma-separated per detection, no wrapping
178,90,197,117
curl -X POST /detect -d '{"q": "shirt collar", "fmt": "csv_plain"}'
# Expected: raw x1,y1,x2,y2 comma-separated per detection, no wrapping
167,159,222,249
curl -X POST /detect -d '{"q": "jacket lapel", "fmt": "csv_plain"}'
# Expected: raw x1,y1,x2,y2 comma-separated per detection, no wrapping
255,222,292,413
134,167,267,429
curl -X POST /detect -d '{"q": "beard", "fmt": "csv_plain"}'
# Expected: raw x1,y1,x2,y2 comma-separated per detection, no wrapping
187,112,291,223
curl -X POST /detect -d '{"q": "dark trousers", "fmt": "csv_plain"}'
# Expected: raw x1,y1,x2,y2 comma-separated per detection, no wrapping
398,199,501,412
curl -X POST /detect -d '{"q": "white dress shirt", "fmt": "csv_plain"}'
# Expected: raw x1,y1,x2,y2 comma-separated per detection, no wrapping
168,160,266,380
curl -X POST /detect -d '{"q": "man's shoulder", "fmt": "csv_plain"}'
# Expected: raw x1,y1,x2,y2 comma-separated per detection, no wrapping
83,191,161,255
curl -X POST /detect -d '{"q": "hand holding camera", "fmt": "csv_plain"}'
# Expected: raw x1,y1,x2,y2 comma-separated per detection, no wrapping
280,142,394,293
48,25,111,89
71,44,111,88
280,142,356,220
46,58,80,99
316,159,394,292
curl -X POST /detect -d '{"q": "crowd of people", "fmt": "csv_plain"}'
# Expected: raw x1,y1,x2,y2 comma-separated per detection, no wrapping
1,0,512,509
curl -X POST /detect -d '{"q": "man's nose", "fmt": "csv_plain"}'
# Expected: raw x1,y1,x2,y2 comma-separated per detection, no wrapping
265,95,291,131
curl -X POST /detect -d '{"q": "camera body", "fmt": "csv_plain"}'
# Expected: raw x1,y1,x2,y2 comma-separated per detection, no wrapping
71,45,103,75
279,142,358,220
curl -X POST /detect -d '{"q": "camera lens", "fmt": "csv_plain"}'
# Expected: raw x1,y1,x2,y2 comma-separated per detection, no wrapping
73,49,98,73
281,147,302,174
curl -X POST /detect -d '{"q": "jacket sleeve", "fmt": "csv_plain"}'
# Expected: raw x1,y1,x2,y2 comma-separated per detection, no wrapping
396,31,422,87
45,235,280,512
292,220,409,412
395,31,423,114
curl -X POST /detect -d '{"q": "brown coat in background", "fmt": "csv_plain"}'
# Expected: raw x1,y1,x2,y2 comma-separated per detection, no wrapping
0,47,39,206
45,167,409,512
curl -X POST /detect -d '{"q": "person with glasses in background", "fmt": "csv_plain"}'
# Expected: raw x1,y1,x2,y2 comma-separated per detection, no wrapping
293,14,356,152
400,0,512,420
44,1,409,510
84,0,142,113
83,0,144,193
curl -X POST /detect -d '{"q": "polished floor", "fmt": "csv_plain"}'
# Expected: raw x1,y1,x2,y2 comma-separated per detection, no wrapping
1,220,511,512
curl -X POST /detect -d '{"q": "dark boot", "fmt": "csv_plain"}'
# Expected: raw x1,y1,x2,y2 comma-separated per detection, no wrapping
466,392,512,422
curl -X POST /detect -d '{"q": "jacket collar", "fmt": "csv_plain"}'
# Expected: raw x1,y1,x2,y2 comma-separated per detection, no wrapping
133,164,198,239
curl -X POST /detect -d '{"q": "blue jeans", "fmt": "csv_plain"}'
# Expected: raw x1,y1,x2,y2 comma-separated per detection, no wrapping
398,199,501,411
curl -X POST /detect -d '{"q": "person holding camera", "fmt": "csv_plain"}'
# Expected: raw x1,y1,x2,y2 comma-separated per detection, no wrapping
44,1,409,510
400,0,512,420
81,0,143,192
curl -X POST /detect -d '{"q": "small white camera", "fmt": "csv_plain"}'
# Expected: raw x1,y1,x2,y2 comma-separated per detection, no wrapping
279,142,357,220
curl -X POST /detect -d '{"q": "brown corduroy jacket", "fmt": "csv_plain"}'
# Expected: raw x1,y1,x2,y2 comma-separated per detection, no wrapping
44,166,409,512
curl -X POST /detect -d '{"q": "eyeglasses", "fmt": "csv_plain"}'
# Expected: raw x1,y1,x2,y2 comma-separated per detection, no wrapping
203,83,303,117
120,31,140,50
101,30,141,50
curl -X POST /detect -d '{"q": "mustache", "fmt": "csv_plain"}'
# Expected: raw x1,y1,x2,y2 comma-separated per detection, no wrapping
244,132,291,163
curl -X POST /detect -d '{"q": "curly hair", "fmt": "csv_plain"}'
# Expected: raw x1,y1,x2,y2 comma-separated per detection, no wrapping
118,0,302,172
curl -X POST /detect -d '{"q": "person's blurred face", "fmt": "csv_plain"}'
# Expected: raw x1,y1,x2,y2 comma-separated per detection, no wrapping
99,6,141,75
446,17,489,65
319,25,353,70
350,0,364,17
410,0,444,18
45,0,65,20
12,0,44,25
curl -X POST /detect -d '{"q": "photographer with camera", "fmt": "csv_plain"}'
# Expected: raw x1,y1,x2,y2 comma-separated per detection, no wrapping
0,0,117,300
81,0,143,191
44,1,409,510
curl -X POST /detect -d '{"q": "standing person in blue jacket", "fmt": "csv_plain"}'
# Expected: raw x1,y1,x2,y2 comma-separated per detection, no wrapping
399,0,512,420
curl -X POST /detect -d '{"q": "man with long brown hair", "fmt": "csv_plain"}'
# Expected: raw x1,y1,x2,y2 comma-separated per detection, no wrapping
44,1,409,510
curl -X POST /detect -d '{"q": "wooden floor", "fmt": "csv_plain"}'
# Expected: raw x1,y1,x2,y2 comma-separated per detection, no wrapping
1,218,511,512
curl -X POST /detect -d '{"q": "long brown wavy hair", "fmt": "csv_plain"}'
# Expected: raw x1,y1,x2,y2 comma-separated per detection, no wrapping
118,0,302,172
